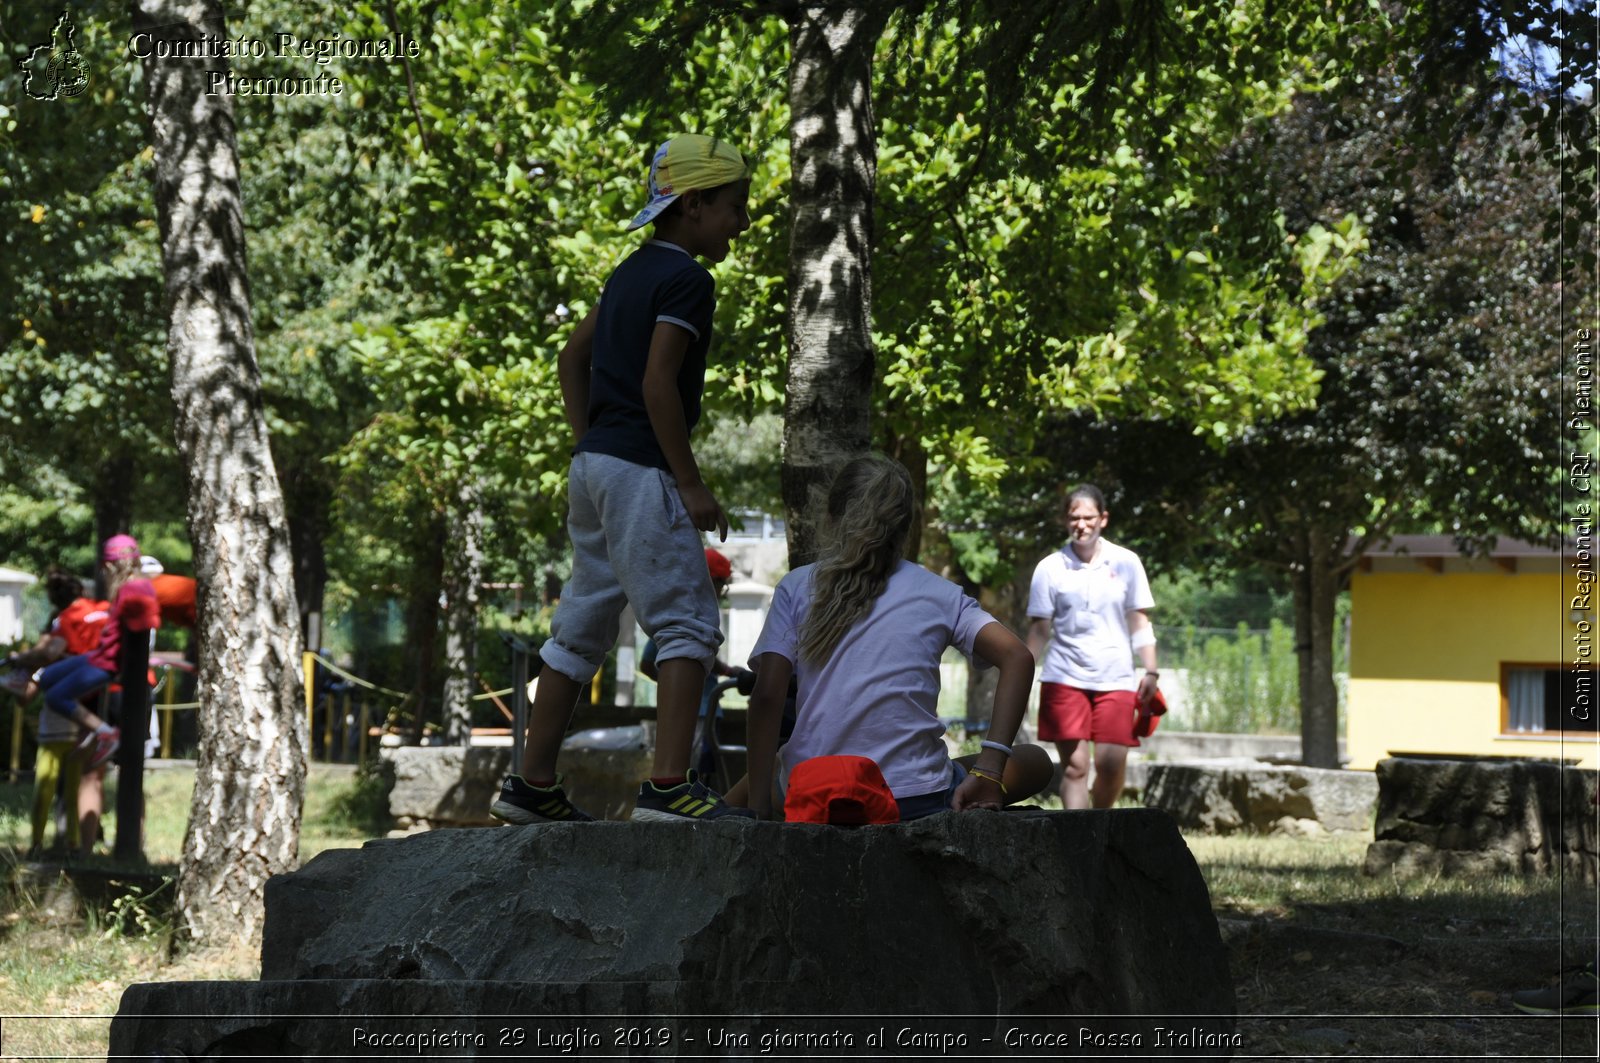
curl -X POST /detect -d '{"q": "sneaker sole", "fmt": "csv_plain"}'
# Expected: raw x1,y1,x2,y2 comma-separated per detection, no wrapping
490,799,551,825
629,807,755,823
1512,1001,1600,1015
490,799,593,825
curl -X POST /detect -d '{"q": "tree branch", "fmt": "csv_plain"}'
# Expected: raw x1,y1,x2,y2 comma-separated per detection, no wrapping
383,0,429,153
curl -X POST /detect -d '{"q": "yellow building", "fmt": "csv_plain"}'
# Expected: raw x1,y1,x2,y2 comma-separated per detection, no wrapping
1347,536,1598,770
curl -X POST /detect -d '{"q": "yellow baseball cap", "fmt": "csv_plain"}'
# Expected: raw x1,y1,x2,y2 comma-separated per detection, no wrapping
625,134,748,231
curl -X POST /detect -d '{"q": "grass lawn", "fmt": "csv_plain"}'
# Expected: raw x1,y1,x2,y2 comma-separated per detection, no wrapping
0,767,1594,1060
0,761,385,1058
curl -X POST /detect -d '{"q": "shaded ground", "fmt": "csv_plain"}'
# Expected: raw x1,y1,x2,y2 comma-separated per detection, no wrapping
1191,833,1598,1061
1,792,1594,1060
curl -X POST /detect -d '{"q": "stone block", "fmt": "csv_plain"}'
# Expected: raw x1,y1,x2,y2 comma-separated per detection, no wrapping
262,811,1231,1017
114,811,1237,1058
1361,757,1598,879
383,740,654,828
1143,761,1377,835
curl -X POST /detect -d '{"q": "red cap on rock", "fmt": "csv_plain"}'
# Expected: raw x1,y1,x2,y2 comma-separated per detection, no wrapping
784,755,900,826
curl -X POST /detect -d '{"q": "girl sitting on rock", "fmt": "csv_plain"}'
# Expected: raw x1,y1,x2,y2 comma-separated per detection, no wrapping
740,456,1051,821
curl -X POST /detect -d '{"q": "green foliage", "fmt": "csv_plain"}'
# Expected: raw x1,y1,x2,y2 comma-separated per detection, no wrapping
321,4,790,600
1169,621,1303,735
1082,83,1572,581
100,878,174,940
0,7,180,554
1151,568,1293,630
864,14,1367,590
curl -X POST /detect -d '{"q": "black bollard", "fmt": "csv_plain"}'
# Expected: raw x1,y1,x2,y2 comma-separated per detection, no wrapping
114,631,152,863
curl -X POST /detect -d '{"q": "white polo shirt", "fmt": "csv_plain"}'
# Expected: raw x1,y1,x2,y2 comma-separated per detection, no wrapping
1028,539,1154,691
751,559,997,799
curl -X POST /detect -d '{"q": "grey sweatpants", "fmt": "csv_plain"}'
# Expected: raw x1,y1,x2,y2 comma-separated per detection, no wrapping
540,451,722,683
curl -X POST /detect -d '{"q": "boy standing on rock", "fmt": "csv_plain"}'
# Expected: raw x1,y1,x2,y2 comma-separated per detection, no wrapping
493,134,755,824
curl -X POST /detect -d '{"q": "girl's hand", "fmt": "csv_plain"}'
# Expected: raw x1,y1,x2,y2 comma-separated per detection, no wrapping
1136,671,1159,710
952,772,1004,812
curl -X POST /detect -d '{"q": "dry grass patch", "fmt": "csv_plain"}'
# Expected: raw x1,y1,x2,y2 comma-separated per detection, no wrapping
0,762,383,1059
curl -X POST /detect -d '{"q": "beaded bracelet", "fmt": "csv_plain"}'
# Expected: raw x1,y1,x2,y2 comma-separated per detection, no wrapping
968,767,1009,794
979,739,1014,757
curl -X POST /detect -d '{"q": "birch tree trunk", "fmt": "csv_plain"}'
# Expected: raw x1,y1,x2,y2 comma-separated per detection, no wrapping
441,481,484,745
134,0,307,945
781,4,888,567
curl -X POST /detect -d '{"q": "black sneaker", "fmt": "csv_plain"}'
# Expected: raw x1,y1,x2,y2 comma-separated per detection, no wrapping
1512,962,1599,1014
630,771,756,822
490,774,594,824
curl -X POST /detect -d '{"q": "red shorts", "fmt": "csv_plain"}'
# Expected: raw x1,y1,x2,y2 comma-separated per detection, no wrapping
1038,682,1139,746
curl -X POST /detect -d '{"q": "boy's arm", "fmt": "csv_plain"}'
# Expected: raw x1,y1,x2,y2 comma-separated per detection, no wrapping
558,306,599,444
641,321,727,540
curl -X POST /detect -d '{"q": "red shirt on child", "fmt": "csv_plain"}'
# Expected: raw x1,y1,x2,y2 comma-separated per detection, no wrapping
54,597,111,655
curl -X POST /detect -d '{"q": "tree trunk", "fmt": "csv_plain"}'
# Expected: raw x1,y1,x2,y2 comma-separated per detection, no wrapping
407,515,447,744
283,462,331,649
781,4,888,567
93,454,135,597
887,431,928,561
134,0,306,946
1293,527,1343,768
441,481,484,746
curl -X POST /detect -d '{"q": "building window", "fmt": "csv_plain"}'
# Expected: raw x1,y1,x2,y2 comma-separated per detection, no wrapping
1504,665,1599,734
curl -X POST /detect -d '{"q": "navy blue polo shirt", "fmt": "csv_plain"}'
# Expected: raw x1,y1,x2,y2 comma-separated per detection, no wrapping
574,240,715,470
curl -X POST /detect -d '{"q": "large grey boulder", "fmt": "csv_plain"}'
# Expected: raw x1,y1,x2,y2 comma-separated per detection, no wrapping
1143,761,1377,835
1362,756,1599,879
113,811,1236,1058
262,811,1229,1015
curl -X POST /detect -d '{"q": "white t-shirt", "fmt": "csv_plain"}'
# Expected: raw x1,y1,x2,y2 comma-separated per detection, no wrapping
750,559,997,799
1027,539,1155,691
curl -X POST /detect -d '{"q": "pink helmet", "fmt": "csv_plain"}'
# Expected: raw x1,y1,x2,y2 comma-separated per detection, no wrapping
101,534,141,564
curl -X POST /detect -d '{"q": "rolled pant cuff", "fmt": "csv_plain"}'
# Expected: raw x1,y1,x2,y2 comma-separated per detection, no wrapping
539,640,600,686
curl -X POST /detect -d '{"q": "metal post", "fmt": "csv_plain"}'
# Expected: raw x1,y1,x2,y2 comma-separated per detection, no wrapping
302,650,316,754
113,626,151,863
160,664,176,759
503,633,532,770
511,639,529,770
